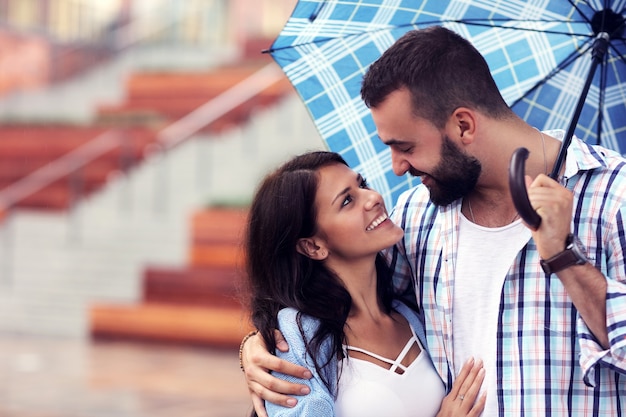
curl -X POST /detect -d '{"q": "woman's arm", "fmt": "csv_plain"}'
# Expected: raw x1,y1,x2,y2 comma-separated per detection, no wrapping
259,309,334,417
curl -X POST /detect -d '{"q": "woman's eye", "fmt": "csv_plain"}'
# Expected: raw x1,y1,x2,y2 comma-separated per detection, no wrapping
342,195,353,207
359,177,369,189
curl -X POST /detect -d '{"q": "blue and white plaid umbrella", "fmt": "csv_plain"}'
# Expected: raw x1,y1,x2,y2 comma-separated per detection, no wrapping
268,0,626,208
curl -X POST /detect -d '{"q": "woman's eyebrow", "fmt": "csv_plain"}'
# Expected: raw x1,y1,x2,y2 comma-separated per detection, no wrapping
331,186,350,205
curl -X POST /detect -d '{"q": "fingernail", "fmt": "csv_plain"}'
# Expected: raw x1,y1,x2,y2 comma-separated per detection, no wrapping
276,340,289,350
302,370,312,379
300,386,310,395
479,368,485,376
466,357,475,365
286,398,297,407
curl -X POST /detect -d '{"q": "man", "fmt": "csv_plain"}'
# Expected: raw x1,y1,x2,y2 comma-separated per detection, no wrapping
241,26,626,416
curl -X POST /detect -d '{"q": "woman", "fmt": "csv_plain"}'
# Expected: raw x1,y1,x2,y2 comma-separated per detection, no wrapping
244,151,485,417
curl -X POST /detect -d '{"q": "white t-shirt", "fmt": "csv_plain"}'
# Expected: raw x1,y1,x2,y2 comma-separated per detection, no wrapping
453,214,530,416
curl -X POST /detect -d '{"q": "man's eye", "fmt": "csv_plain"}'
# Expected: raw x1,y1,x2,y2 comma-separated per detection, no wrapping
393,144,413,154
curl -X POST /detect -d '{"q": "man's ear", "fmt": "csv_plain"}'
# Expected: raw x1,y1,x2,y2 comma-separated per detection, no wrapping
296,237,328,260
449,107,476,144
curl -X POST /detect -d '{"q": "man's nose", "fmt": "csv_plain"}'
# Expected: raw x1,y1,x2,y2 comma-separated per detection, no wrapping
391,150,409,176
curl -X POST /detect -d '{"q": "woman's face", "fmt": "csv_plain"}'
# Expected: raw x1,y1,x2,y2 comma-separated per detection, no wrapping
312,163,404,261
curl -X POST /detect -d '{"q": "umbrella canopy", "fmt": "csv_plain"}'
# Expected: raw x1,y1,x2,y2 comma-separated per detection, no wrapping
268,0,626,209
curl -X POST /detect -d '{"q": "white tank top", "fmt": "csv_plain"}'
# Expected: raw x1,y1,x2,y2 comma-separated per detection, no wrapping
335,325,446,417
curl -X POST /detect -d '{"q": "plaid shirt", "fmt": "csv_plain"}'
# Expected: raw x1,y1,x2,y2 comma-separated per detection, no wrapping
387,132,626,415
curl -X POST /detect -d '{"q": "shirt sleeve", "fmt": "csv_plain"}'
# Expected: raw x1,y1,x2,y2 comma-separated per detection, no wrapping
579,207,626,386
265,308,336,417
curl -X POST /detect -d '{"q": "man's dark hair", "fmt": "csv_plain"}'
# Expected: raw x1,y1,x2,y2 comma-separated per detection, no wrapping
361,26,513,128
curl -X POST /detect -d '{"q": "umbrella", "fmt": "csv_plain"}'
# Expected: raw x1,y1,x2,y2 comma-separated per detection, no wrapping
267,0,626,213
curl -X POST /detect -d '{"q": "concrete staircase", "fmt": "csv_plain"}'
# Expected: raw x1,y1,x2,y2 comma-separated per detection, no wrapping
90,207,252,348
0,125,156,210
0,93,324,338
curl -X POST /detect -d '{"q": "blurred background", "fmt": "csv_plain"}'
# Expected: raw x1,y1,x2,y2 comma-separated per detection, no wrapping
0,0,324,416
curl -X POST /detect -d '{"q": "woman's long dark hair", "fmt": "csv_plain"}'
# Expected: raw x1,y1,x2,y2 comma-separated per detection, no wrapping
244,151,396,397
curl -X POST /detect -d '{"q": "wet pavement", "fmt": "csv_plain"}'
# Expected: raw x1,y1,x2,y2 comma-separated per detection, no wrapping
0,335,252,417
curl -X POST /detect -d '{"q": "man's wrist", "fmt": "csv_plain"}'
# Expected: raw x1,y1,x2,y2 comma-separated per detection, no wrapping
239,330,258,372
540,233,588,275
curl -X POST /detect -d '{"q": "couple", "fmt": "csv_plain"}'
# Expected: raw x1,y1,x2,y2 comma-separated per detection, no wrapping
242,26,626,417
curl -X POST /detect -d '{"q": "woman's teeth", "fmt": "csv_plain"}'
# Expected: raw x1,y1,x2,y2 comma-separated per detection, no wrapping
366,214,388,231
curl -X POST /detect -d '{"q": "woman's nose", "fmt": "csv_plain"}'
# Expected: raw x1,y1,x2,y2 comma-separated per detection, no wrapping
364,189,382,210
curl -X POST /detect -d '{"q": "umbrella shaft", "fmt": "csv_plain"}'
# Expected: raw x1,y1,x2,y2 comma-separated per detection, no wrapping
551,33,609,179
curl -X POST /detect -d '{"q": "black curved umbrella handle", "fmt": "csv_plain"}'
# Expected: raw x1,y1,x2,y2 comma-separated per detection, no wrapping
509,147,541,230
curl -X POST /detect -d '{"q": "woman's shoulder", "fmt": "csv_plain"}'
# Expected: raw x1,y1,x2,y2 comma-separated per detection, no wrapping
392,299,420,320
392,300,427,345
277,308,320,329
276,308,324,345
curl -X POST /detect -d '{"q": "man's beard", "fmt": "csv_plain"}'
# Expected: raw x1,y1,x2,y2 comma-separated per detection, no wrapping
412,134,481,206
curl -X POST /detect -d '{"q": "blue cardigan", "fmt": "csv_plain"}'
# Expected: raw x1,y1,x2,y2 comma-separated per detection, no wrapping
266,300,429,416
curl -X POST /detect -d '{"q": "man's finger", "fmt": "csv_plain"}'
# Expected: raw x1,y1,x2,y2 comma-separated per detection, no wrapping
251,353,312,380
251,393,269,417
250,369,311,395
273,329,289,352
250,381,300,408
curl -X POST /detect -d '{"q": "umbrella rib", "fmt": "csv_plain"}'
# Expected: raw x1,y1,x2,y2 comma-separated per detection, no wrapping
308,2,325,22
452,19,592,38
596,56,607,145
565,0,594,27
608,40,626,65
509,38,594,109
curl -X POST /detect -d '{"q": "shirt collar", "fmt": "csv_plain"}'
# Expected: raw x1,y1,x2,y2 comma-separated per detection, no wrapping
543,129,605,182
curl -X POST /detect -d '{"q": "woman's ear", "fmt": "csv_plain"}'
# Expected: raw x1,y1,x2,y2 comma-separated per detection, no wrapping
296,237,328,260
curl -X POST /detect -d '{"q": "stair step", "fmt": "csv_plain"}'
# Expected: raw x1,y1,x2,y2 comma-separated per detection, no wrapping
143,265,244,307
0,126,157,210
95,59,293,133
90,302,252,348
189,208,248,268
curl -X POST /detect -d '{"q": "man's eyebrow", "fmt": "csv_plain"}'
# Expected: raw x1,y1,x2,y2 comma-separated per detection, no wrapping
379,136,407,146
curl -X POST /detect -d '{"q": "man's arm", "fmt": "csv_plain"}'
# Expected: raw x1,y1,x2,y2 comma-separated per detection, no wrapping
241,330,312,417
527,174,609,346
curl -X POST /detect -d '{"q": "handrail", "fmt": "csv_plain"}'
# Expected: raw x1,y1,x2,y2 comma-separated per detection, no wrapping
0,130,123,211
157,63,284,150
0,62,286,211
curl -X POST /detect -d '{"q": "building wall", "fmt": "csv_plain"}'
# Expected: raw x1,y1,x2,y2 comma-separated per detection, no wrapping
0,0,298,93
